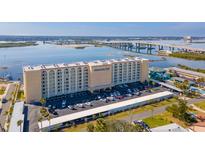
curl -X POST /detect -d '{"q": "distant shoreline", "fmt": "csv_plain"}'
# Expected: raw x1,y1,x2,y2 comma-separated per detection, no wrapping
169,52,205,61
0,42,38,48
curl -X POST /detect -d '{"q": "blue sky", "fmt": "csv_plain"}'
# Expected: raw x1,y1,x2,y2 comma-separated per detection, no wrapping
0,22,204,36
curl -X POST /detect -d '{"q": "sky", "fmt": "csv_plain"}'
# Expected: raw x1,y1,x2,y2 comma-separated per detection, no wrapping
0,22,204,36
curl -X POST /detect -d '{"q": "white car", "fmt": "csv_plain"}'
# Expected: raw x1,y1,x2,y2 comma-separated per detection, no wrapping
77,103,85,108
85,102,92,106
126,94,132,97
97,96,101,99
48,105,52,109
62,100,66,108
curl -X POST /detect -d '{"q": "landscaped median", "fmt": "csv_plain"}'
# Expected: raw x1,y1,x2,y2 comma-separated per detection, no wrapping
62,97,180,132
4,82,20,131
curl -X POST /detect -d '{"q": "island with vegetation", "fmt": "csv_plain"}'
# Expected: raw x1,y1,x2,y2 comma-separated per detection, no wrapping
177,64,205,74
60,44,93,49
169,52,205,60
0,42,38,48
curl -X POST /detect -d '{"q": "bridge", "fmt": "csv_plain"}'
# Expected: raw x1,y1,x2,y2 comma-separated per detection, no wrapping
99,40,205,54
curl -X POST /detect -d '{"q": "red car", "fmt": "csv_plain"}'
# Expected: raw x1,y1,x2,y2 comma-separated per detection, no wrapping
115,96,124,99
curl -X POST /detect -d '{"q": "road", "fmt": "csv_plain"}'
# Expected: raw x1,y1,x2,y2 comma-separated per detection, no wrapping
24,104,41,132
0,82,19,132
122,97,205,122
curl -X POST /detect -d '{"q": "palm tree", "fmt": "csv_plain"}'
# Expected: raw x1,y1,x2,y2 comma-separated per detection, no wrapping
17,120,23,132
87,123,95,132
38,117,43,129
40,98,46,107
4,110,9,116
4,108,13,120
0,123,5,132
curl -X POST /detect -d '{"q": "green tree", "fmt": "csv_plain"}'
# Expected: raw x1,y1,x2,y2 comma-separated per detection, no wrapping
87,123,95,132
166,100,191,123
196,77,205,83
38,117,43,129
40,107,49,117
40,98,46,107
94,118,108,132
87,119,146,132
17,120,23,132
166,104,179,117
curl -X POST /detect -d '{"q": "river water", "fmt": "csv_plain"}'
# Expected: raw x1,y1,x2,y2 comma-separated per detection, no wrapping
0,43,205,80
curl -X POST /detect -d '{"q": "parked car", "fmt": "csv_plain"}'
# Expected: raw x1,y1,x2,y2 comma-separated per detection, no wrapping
97,95,101,99
48,108,58,115
76,103,85,108
48,105,52,109
68,105,75,110
106,96,115,101
85,102,93,106
1,98,7,103
115,95,124,99
126,94,132,97
62,100,66,108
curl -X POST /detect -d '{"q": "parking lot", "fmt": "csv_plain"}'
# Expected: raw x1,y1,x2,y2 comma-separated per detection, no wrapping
44,81,170,118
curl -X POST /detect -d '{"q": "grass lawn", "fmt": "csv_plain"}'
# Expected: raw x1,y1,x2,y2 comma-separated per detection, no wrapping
106,98,178,121
143,114,172,128
143,111,190,128
194,101,205,110
63,98,179,132
0,89,5,95
17,91,24,100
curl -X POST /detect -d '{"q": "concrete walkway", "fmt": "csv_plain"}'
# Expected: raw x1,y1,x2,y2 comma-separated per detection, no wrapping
190,104,205,113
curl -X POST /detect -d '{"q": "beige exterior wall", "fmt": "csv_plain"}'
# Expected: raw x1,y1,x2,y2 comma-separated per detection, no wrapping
88,64,112,91
24,58,149,103
140,59,149,82
24,70,42,103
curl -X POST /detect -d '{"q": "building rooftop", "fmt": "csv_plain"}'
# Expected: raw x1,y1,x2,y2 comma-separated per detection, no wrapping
149,67,166,73
8,101,24,132
23,57,147,71
170,67,205,78
172,77,195,84
38,91,173,130
151,123,188,132
150,79,182,92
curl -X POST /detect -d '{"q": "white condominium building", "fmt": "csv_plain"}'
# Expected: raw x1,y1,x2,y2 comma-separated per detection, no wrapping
23,57,149,103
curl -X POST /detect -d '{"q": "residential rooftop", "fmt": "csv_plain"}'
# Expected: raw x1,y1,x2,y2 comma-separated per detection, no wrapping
23,57,148,71
151,123,188,132
150,79,183,92
170,67,205,78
